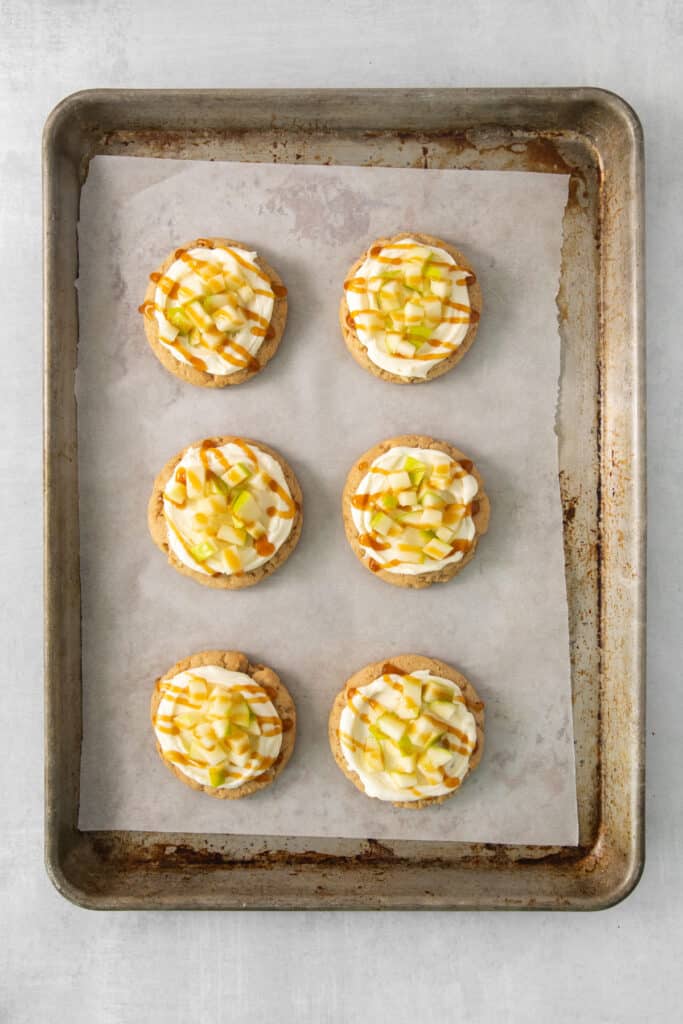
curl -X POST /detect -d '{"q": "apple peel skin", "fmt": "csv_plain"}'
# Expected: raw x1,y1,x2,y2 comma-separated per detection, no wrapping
148,436,303,590
151,650,296,800
142,237,288,388
342,434,490,589
328,654,484,809
340,232,482,384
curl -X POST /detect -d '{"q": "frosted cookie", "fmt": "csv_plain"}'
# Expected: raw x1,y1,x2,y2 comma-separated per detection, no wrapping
340,232,481,383
151,650,296,798
148,436,303,589
342,434,489,589
139,237,288,387
328,654,484,808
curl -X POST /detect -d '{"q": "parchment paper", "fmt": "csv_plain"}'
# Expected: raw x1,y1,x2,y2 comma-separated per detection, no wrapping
76,156,577,845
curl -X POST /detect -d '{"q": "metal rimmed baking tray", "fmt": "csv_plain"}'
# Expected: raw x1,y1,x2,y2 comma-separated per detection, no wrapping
43,88,645,910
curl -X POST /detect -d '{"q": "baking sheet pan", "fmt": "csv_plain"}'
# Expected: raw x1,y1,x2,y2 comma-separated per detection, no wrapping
43,89,645,909
76,156,575,845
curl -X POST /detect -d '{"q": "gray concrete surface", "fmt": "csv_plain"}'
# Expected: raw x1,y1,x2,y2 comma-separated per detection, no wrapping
1,2,680,1021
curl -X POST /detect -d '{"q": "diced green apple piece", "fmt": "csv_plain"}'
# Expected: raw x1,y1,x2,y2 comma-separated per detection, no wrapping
433,460,452,475
202,743,227,766
366,276,383,293
212,719,231,741
407,715,444,748
401,677,422,710
428,700,459,724
430,279,450,298
364,747,384,773
189,739,210,764
226,726,251,756
185,300,214,330
217,523,248,546
224,462,252,487
377,712,407,743
421,744,453,769
204,272,226,293
436,526,455,543
383,745,417,774
409,468,426,487
208,766,226,787
397,489,417,507
378,493,398,510
364,732,384,772
195,494,228,515
207,694,232,716
378,290,401,311
190,540,218,563
384,331,404,355
424,263,445,280
173,710,204,729
185,464,206,499
166,306,194,332
238,284,254,304
420,508,444,528
423,298,442,321
231,490,260,522
423,537,452,560
406,324,433,341
404,300,424,320
188,676,208,701
202,291,231,312
245,520,266,540
373,688,402,714
423,681,455,703
164,479,187,505
370,511,394,537
229,701,251,729
407,246,433,261
402,456,426,473
387,470,412,492
178,729,195,753
245,711,261,736
421,491,445,508
395,339,418,357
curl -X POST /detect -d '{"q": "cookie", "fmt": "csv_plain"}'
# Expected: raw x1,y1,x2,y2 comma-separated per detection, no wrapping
151,649,296,799
148,435,303,589
340,232,481,383
342,434,489,588
328,654,484,808
140,237,288,387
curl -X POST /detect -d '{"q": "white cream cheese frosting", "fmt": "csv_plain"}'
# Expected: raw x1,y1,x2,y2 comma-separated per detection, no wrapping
350,445,479,576
163,439,296,577
339,668,478,802
153,666,283,789
344,237,476,379
150,244,277,376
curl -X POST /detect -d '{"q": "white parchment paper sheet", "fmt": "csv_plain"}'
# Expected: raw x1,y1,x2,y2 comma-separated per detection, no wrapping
76,156,577,844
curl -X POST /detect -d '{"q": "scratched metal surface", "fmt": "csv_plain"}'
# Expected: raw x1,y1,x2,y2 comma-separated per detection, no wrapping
43,88,644,909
